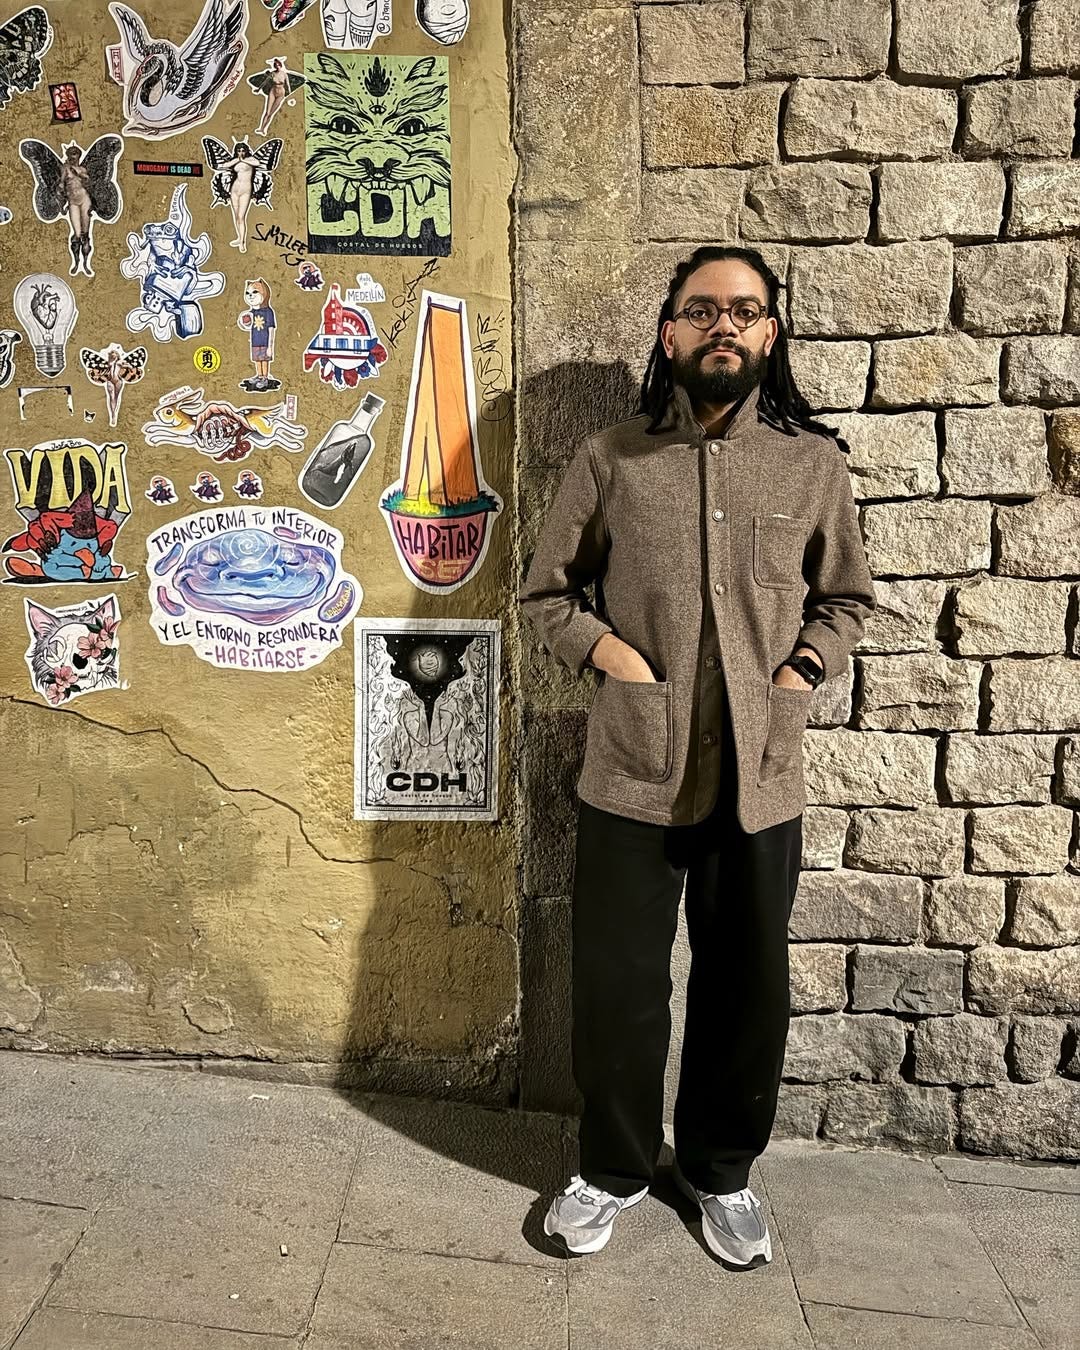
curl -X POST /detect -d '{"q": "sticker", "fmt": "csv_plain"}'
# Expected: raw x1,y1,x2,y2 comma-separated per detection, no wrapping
284,393,297,420
193,345,221,374
303,282,388,389
247,56,305,136
0,327,19,386
3,438,135,584
145,474,177,505
147,504,363,673
13,273,78,375
190,470,222,501
295,260,324,291
261,0,317,31
24,593,122,705
321,0,391,49
203,136,283,256
18,384,72,419
142,385,308,462
379,291,501,594
132,160,203,177
349,272,385,303
106,0,249,141
79,342,147,428
48,81,80,122
416,0,468,44
120,183,226,342
0,205,11,224
0,6,53,111
237,279,280,392
303,53,450,257
298,391,383,510
353,617,499,821
19,135,123,279
232,468,263,499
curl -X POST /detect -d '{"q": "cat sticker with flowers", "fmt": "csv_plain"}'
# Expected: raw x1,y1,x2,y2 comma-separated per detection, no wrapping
23,593,121,704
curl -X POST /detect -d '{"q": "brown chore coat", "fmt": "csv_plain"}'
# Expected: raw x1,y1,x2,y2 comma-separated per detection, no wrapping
518,381,878,833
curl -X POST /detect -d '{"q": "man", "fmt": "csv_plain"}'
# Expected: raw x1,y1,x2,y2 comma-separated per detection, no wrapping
518,245,877,1265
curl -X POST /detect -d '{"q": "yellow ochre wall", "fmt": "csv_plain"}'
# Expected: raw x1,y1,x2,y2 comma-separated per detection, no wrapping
0,0,519,1089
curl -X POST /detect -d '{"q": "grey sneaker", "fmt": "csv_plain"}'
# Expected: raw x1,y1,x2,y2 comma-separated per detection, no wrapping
671,1158,772,1266
543,1173,650,1255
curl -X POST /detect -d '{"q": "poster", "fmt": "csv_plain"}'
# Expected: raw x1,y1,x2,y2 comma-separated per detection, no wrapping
353,616,499,821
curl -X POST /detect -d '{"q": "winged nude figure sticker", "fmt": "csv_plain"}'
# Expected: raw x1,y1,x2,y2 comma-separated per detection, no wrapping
106,0,249,141
202,135,282,254
18,135,123,278
79,342,147,427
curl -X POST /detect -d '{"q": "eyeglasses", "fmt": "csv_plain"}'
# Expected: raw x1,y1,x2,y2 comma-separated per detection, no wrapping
673,299,766,331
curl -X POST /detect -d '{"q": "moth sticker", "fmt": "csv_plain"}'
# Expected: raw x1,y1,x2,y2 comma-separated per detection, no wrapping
145,474,177,505
120,183,226,342
321,0,392,49
247,56,304,135
79,342,147,428
202,134,282,255
106,0,249,141
48,81,80,122
233,468,262,499
380,291,501,594
237,278,279,392
303,52,450,257
24,593,122,705
298,391,384,510
147,504,362,673
261,0,316,31
19,135,123,279
142,385,307,462
303,282,387,389
3,438,135,584
0,327,20,387
13,273,78,376
415,0,468,45
353,616,499,821
190,470,222,501
0,5,53,112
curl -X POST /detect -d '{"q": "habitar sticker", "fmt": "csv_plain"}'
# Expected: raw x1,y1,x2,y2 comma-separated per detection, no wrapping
24,593,122,705
303,52,450,256
147,504,362,672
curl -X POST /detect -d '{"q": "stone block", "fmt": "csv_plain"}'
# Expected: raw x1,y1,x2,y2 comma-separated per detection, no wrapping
959,1078,1080,1157
954,240,1068,334
969,804,1075,874
1029,0,1080,73
963,78,1077,157
914,1013,1009,1084
640,1,744,84
986,657,1080,732
643,85,781,169
748,0,891,78
953,577,1069,656
784,80,956,161
968,944,1080,1014
995,496,1080,579
789,241,952,337
784,1012,907,1081
851,945,965,1014
821,1082,955,1149
925,875,1006,947
855,578,948,654
790,942,849,1013
1005,875,1080,946
895,0,1021,79
943,732,1057,805
876,161,1005,240
861,499,993,576
1010,1015,1068,1081
859,653,981,732
791,867,923,942
847,806,966,875
827,412,939,499
1004,336,1080,402
804,729,938,809
787,340,870,410
942,406,1051,497
640,168,743,241
871,336,1001,407
1007,161,1080,236
741,162,872,241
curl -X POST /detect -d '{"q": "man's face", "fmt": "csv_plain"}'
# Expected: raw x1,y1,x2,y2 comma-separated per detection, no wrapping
661,259,777,406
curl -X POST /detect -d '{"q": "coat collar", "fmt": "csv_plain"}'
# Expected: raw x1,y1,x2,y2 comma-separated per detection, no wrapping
665,381,763,443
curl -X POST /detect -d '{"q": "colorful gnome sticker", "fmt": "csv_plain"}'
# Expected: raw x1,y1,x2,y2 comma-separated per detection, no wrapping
303,282,387,389
3,439,136,584
379,290,501,594
147,504,362,673
24,593,121,704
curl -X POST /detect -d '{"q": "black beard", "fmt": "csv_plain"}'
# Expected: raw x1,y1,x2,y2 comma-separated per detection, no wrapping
672,341,765,406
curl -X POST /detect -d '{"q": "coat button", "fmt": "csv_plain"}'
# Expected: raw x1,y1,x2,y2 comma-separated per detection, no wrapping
705,655,719,669
713,581,725,594
712,508,724,520
708,443,720,455
702,732,716,745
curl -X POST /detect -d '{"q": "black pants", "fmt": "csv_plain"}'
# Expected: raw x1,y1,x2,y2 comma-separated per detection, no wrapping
570,710,802,1198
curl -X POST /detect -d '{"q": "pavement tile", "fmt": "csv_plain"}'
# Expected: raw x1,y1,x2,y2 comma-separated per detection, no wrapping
12,1308,299,1349
933,1154,1080,1194
758,1140,1023,1326
0,1199,87,1350
948,1181,1080,1350
804,1302,1043,1349
303,1241,566,1350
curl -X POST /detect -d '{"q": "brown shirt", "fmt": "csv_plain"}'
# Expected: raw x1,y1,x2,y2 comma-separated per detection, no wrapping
517,381,878,833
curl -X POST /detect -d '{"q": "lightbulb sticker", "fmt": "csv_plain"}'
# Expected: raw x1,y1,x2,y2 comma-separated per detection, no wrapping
379,289,501,594
13,273,78,377
120,184,225,342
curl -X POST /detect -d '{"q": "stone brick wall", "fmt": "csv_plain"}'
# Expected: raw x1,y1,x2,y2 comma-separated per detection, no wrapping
514,0,1080,1162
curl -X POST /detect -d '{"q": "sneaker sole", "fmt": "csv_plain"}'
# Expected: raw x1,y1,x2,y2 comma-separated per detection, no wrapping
542,1185,649,1255
671,1165,772,1266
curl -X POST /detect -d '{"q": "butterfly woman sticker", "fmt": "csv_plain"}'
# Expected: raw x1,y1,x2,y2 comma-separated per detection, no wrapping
379,290,501,595
202,135,282,255
19,136,123,278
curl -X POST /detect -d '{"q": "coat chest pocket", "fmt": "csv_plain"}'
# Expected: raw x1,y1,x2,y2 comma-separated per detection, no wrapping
587,675,674,783
759,681,813,781
753,513,812,589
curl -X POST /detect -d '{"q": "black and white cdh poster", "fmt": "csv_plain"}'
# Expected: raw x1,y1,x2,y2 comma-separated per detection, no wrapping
353,617,500,821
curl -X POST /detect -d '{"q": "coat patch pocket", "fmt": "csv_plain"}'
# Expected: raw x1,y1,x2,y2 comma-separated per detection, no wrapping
589,675,674,784
753,513,812,589
758,680,813,782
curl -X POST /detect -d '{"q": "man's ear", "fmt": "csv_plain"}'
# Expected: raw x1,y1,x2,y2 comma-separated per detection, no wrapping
660,319,676,359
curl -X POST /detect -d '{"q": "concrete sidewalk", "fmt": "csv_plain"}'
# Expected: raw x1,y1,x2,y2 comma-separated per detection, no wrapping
1,1052,1076,1350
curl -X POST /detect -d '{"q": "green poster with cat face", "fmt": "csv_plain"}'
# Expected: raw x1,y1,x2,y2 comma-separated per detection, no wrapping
303,52,451,257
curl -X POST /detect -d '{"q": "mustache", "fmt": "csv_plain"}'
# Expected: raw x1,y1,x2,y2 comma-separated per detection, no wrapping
696,340,743,358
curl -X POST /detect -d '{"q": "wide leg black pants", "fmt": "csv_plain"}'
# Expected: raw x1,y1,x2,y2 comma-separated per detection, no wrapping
570,710,803,1198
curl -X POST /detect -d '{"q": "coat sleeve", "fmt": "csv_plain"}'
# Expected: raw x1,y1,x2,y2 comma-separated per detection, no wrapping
794,448,877,682
517,436,614,679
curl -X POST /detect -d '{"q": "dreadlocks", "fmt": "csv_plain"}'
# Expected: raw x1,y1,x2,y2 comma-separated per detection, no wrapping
638,245,849,452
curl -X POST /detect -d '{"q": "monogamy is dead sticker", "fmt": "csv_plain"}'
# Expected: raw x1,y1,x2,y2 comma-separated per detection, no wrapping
24,593,122,705
3,438,136,585
106,0,249,141
147,504,362,673
0,5,53,111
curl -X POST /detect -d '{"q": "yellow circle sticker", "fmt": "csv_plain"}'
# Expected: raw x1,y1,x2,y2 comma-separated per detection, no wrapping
193,345,221,374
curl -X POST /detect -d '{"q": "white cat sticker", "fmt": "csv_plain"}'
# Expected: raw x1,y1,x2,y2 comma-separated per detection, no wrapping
23,593,121,704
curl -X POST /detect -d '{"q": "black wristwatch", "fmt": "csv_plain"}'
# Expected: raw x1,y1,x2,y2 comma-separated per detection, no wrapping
781,653,825,689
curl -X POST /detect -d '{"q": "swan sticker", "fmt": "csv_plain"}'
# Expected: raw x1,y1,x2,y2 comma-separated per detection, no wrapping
147,504,362,673
106,0,249,141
